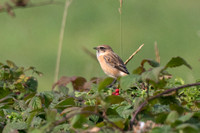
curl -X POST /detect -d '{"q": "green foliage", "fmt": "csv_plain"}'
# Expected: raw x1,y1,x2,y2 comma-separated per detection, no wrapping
0,58,199,133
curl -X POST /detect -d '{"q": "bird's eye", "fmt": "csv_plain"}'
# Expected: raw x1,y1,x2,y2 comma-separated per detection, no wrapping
100,47,105,50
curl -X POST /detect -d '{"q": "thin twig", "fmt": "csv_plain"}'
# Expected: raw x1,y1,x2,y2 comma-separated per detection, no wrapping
124,44,144,65
154,41,160,63
54,0,72,83
130,82,200,129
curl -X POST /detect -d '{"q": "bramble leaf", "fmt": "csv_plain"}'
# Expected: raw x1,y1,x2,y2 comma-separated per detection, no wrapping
3,122,28,133
165,111,179,124
120,74,140,90
71,114,87,128
165,56,192,69
29,96,42,110
98,77,114,92
55,97,75,108
141,67,164,82
141,59,160,67
105,95,124,104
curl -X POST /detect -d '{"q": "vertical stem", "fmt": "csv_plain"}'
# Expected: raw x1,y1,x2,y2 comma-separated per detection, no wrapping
119,0,123,58
54,0,72,83
154,41,160,63
120,11,123,58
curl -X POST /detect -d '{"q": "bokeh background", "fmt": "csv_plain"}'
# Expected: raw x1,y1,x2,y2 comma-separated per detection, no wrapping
0,0,200,91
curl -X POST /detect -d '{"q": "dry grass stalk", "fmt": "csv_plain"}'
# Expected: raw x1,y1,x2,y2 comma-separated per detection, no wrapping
54,0,72,83
154,41,160,63
118,0,123,14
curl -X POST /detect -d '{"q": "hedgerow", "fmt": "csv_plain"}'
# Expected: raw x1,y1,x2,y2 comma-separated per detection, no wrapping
0,57,200,133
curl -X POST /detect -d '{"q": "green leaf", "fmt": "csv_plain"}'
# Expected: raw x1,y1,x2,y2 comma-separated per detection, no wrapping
133,97,144,111
28,129,43,133
176,123,199,133
29,116,43,129
61,107,80,116
55,97,75,108
82,106,96,112
116,105,133,119
3,122,28,133
165,56,192,69
29,96,42,110
58,86,69,96
105,95,124,104
41,91,54,108
141,59,160,67
0,88,10,99
52,124,70,133
113,120,124,129
165,111,179,124
141,67,164,82
26,112,37,125
120,74,140,90
46,109,58,122
98,77,114,92
96,122,105,127
155,113,168,123
71,114,87,128
150,125,172,133
25,77,38,92
178,112,194,122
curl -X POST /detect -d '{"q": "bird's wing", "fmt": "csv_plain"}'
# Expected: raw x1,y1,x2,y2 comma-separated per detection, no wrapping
104,53,129,74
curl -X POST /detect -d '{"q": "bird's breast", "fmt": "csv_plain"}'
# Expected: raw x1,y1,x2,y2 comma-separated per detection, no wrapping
97,55,127,78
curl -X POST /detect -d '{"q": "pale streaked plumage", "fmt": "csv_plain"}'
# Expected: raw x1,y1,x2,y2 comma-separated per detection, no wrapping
94,45,129,78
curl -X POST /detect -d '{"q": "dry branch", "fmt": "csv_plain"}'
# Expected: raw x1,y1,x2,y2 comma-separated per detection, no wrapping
130,82,200,129
124,44,144,65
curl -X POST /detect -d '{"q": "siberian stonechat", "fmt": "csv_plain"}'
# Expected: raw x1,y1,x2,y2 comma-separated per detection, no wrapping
94,45,129,79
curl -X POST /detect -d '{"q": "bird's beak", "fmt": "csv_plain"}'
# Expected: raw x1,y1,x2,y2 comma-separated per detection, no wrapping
93,47,97,50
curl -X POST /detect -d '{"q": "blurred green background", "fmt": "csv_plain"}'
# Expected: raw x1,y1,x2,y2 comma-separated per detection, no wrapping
0,0,200,91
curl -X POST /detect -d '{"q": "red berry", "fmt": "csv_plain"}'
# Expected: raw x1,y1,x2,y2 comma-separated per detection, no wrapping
115,89,119,92
115,93,119,95
112,92,116,95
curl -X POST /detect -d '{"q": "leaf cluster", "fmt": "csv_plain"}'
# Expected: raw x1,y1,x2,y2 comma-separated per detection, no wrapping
0,57,199,133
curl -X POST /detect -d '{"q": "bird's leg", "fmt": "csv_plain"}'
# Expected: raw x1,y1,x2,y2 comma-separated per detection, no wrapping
107,79,117,88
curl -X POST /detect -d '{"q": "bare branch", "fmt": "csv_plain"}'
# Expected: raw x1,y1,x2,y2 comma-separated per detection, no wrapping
124,44,144,65
130,82,200,129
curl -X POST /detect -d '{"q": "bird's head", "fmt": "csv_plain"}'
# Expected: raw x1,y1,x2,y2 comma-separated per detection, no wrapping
93,45,113,55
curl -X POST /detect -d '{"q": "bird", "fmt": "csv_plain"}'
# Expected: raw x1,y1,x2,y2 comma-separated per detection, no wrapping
93,45,129,79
